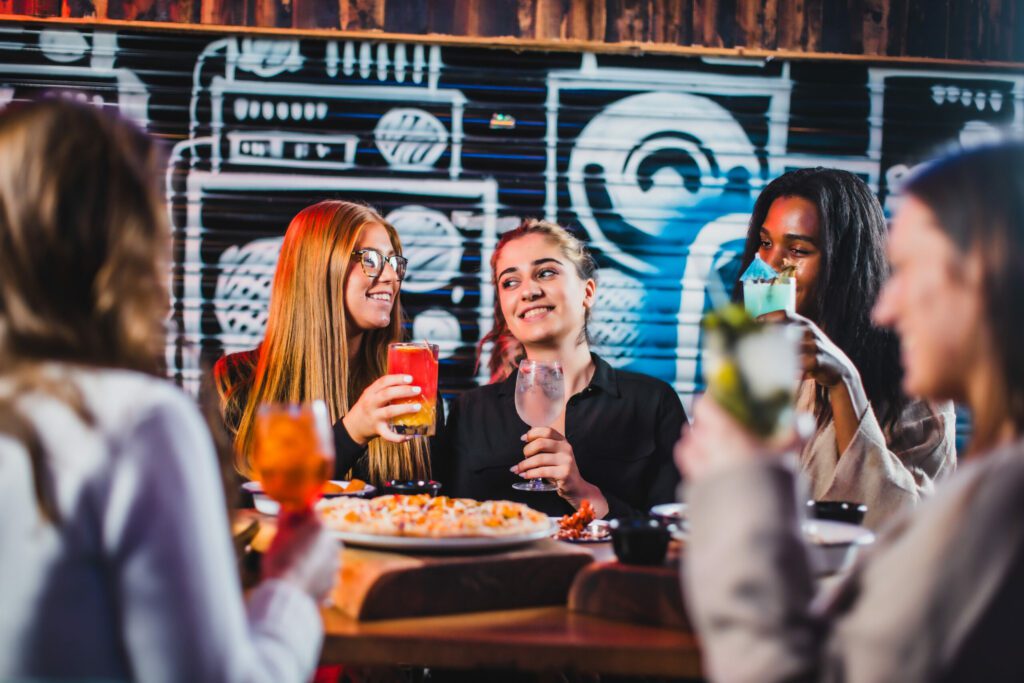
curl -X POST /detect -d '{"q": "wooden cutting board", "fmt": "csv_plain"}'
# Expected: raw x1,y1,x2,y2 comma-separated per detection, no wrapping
568,546,691,630
331,539,594,621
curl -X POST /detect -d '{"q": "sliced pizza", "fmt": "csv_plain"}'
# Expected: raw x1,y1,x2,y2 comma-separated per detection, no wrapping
320,494,550,538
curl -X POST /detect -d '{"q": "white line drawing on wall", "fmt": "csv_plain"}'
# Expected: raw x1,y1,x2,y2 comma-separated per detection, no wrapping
545,54,794,403
226,130,359,169
187,38,462,175
675,212,750,412
215,236,282,352
0,26,1017,404
384,205,464,294
546,53,1024,406
375,108,450,169
0,27,149,126
180,171,499,389
866,67,1024,212
565,90,762,275
170,37,497,393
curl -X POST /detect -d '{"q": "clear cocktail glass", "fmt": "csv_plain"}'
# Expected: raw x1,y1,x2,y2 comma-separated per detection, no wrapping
513,359,565,492
743,278,796,318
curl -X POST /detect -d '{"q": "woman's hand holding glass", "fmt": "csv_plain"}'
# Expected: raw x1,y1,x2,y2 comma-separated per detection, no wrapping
262,514,340,603
758,310,860,389
341,374,423,445
512,427,607,515
758,309,870,452
253,401,341,604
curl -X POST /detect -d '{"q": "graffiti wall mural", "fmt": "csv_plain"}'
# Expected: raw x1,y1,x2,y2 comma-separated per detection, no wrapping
0,24,1021,411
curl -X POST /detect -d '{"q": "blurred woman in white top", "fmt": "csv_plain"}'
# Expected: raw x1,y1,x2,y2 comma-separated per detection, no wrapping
0,97,338,682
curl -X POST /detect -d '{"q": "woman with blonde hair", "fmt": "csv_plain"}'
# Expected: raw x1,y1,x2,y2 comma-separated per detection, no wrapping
442,219,686,518
0,98,337,681
214,200,435,486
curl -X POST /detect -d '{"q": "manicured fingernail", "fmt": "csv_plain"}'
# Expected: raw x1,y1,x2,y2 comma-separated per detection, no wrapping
509,466,518,473
520,434,527,442
404,375,413,383
409,386,421,394
411,403,421,411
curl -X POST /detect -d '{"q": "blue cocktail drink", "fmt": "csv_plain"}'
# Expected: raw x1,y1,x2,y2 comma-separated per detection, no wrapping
740,256,796,318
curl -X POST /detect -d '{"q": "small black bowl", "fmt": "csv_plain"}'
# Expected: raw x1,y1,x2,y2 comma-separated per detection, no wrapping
807,500,867,525
609,517,670,566
384,479,442,497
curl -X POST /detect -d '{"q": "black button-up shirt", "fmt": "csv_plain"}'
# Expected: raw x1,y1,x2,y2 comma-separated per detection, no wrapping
435,354,687,518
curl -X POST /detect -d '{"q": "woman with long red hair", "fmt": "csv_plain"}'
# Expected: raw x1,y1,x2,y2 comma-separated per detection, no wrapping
214,200,437,486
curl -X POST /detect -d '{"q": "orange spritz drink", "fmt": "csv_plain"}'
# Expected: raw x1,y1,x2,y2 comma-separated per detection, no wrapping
253,401,335,514
387,342,439,436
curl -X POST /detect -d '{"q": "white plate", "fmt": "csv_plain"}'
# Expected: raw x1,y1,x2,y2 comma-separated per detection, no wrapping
242,480,376,516
329,522,555,552
802,519,873,547
803,519,875,575
650,502,687,525
650,502,687,520
666,508,874,575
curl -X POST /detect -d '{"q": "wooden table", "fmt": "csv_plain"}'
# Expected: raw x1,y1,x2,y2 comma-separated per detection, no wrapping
320,604,701,677
237,511,703,677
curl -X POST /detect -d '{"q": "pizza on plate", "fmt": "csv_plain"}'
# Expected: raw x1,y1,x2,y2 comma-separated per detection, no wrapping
319,494,550,538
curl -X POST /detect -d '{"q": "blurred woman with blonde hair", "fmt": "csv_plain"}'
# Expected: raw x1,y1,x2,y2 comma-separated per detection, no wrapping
214,200,436,486
0,97,337,682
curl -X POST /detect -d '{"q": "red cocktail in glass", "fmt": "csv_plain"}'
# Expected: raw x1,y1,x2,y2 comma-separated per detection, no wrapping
387,342,439,436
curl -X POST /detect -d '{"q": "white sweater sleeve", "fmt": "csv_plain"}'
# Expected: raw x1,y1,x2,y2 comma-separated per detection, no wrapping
98,388,323,683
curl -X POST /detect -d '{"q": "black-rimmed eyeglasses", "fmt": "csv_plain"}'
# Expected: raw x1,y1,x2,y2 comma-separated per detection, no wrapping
352,248,408,281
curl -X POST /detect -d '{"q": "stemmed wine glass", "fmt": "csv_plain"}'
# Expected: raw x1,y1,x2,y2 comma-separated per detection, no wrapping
512,359,565,492
253,400,336,519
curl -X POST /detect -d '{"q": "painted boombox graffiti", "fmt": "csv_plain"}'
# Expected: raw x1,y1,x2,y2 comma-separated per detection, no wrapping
0,25,1020,411
167,38,500,394
0,26,148,123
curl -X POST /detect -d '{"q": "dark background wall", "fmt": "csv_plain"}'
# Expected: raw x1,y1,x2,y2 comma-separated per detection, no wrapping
1,1,1022,63
0,18,1019,422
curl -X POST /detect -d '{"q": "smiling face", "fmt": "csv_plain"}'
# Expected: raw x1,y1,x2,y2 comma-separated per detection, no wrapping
757,195,822,318
495,233,595,350
872,196,983,401
344,221,400,333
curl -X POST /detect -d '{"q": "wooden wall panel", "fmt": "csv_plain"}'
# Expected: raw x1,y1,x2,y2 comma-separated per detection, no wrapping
3,0,1021,62
862,0,888,56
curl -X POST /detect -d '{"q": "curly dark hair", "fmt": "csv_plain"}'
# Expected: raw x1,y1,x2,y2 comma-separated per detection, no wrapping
733,167,906,433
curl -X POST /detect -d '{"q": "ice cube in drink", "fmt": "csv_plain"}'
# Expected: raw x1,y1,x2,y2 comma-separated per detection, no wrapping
387,342,439,436
515,377,563,427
